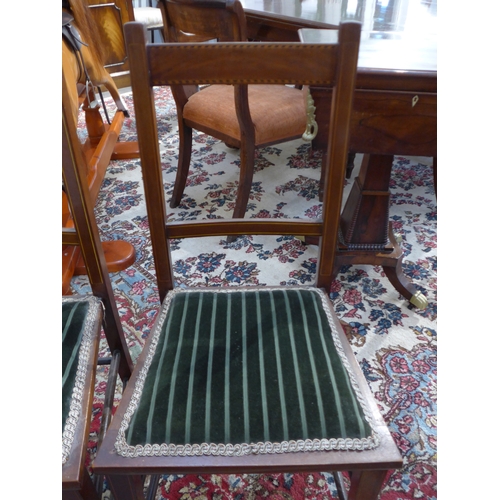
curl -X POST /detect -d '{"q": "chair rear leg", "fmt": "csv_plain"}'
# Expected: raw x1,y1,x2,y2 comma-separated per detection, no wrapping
332,471,349,500
170,123,193,208
232,142,255,219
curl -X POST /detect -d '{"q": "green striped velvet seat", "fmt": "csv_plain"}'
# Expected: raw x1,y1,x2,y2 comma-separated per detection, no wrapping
114,287,379,458
62,295,102,465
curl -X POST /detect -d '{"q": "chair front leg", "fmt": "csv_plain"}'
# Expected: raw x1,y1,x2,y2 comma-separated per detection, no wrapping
107,473,146,500
170,121,193,208
347,469,388,500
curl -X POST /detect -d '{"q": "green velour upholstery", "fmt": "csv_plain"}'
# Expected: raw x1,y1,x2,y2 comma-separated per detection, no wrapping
115,288,379,458
62,295,101,464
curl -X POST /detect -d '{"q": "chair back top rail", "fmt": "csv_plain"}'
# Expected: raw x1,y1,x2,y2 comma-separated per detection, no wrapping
148,42,340,85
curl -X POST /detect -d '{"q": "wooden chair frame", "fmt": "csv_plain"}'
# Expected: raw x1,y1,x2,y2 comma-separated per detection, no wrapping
93,21,402,500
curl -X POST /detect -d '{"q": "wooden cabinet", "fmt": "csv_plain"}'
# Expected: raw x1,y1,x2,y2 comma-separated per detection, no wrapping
87,0,135,87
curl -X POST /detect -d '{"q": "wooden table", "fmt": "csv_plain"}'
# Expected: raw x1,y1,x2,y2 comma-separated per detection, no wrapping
241,0,437,308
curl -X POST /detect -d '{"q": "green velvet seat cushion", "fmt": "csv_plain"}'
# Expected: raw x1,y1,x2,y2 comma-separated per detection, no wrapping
116,287,379,458
62,295,101,464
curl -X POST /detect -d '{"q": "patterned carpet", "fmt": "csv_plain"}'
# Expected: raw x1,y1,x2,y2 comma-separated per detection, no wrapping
71,87,437,499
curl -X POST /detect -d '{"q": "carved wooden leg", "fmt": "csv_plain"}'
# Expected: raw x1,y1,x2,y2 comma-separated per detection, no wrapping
382,233,428,309
347,470,388,500
83,99,107,150
170,122,193,208
340,154,392,248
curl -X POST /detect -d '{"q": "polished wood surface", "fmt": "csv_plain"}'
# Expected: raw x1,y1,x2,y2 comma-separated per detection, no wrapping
241,0,436,308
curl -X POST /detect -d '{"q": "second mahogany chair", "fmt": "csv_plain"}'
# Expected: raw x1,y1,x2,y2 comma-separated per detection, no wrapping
62,66,134,499
93,20,402,500
156,0,309,220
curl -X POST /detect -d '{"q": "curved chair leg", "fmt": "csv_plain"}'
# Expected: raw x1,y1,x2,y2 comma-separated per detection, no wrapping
170,122,193,208
347,470,388,500
226,142,255,243
232,142,255,219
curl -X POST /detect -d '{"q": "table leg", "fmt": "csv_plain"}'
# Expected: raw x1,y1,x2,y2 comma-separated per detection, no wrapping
335,153,428,308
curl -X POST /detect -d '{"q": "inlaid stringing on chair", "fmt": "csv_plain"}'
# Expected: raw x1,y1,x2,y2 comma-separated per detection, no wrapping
62,65,134,499
92,20,403,500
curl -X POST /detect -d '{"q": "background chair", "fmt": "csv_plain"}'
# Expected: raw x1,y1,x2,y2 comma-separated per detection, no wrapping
62,65,134,499
93,20,402,500
156,0,309,221
133,0,164,42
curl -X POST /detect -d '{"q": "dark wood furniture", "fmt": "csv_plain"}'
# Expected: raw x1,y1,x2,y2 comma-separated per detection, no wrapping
62,64,134,499
241,0,437,308
93,20,402,500
156,0,309,223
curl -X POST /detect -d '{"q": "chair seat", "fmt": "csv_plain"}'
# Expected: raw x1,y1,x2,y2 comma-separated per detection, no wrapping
183,84,308,146
114,287,379,458
133,7,164,29
62,295,102,465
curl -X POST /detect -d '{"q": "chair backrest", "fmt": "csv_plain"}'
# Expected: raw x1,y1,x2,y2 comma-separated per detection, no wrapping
158,0,247,42
124,20,361,302
62,67,133,382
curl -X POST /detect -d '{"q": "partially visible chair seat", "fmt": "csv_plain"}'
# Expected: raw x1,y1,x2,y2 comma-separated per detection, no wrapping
62,295,102,500
93,19,403,500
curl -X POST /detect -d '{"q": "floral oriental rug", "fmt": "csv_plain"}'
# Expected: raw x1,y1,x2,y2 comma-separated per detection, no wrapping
71,87,437,499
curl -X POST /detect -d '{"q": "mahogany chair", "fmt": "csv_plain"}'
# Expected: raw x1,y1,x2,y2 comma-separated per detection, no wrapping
62,66,134,499
62,0,139,295
133,0,164,42
93,21,402,500
156,0,309,221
